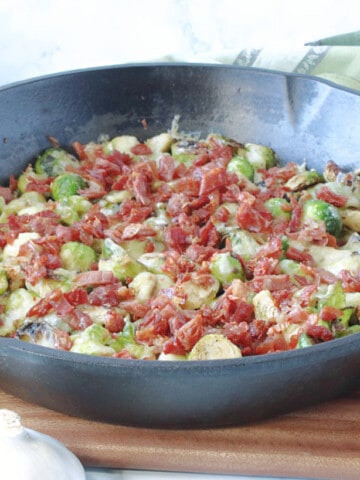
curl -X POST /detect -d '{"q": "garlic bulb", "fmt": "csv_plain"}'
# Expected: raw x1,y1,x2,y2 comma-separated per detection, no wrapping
0,409,86,480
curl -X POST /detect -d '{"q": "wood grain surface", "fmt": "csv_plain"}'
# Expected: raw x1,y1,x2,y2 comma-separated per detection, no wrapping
1,388,359,479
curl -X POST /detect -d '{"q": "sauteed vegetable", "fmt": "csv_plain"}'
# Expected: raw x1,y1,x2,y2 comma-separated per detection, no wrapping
0,127,359,360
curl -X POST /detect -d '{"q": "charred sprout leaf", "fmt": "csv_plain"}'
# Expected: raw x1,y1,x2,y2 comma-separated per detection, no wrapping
171,139,204,164
35,147,79,177
323,160,345,182
332,308,355,338
60,242,97,272
188,334,242,360
302,199,343,238
50,173,88,200
285,170,324,191
206,134,244,154
15,321,63,348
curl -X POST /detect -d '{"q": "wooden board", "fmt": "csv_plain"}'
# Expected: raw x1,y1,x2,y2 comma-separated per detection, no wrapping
1,388,359,479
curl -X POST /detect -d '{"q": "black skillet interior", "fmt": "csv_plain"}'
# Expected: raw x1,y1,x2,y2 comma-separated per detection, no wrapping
0,64,359,428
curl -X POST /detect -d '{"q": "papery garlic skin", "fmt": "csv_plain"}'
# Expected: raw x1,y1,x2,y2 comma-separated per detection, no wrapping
0,409,86,480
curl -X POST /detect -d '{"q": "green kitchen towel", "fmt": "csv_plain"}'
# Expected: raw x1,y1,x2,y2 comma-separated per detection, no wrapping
306,30,360,46
232,44,360,92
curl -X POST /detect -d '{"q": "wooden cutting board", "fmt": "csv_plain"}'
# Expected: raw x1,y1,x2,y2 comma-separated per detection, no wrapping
1,388,359,479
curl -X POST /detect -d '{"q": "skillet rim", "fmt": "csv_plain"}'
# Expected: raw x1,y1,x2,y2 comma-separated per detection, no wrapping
0,62,359,371
0,61,360,99
1,331,359,372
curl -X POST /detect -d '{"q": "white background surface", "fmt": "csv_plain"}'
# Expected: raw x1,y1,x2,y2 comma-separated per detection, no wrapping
1,1,357,479
0,0,359,86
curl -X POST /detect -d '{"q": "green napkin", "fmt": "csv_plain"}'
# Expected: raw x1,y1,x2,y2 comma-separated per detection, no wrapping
233,44,360,91
306,30,360,46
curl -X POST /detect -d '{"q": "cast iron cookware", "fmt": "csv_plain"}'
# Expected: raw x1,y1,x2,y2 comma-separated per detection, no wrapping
0,64,359,428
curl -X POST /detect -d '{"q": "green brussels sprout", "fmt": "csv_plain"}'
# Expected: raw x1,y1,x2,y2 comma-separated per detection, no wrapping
5,191,46,216
245,143,277,170
137,252,167,273
60,241,96,272
17,165,48,194
213,202,239,234
146,133,174,154
317,282,346,310
179,273,219,309
109,319,155,359
71,324,115,356
332,308,355,338
228,230,262,260
171,139,203,164
0,269,8,295
285,170,324,191
206,134,244,154
98,238,144,281
111,135,139,154
279,259,307,277
50,173,88,201
302,199,343,238
188,334,242,360
226,155,255,181
35,147,79,177
210,252,245,285
264,197,291,220
0,288,37,336
55,195,92,225
296,333,314,348
129,272,174,303
15,321,68,349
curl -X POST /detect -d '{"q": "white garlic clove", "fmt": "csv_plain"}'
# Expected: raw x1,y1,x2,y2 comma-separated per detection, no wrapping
0,409,86,480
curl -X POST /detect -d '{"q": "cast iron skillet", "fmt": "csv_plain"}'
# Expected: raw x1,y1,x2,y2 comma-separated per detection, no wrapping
0,64,359,429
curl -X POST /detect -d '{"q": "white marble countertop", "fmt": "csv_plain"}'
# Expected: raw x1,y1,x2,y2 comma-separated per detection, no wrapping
84,469,304,480
1,0,359,87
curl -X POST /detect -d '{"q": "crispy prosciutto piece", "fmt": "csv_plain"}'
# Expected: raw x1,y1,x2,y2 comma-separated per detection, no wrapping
1,129,359,360
316,185,348,208
75,270,117,287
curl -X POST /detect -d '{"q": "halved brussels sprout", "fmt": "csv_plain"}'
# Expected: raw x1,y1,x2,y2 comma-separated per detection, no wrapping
35,147,79,177
210,252,245,285
264,197,291,220
302,199,342,238
60,242,97,272
188,334,242,360
50,173,88,201
226,155,254,181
